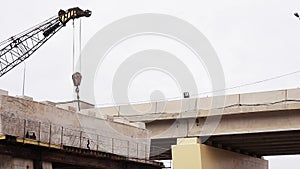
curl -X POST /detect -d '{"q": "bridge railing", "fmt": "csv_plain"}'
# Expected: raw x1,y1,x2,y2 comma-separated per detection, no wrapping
0,113,151,159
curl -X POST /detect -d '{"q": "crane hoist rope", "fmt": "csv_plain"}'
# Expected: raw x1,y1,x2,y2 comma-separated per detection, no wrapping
71,18,83,111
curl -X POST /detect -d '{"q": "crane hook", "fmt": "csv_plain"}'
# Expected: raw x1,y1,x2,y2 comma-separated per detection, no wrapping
72,72,82,111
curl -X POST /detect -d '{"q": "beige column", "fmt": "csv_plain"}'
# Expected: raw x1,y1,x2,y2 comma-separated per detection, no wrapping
172,137,268,169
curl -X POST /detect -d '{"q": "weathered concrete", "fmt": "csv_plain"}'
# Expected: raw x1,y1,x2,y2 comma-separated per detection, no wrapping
105,88,300,139
0,94,150,159
2,88,300,163
0,89,8,96
172,138,268,169
79,88,300,159
77,113,149,158
0,142,163,169
144,109,300,139
55,100,94,110
0,155,39,169
90,88,300,120
42,162,53,169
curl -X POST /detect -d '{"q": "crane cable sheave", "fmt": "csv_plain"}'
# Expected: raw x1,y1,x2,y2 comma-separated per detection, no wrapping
58,7,92,25
43,7,91,37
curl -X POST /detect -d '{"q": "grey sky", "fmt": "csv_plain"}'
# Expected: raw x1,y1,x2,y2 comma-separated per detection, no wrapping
1,0,300,168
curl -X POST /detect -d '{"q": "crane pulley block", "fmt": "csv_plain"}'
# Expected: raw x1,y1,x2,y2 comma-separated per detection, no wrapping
59,7,92,25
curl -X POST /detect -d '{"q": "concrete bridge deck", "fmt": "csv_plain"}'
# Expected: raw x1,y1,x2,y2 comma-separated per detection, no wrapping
2,88,300,166
87,88,300,160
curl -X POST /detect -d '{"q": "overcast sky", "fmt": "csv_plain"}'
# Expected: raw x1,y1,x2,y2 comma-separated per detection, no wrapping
1,0,300,168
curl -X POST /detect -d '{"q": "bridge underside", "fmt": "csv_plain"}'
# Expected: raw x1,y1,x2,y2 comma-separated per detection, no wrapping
0,135,162,169
150,130,300,160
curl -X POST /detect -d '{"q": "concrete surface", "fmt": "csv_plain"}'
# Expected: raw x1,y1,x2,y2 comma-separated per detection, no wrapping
89,88,300,120
0,155,37,169
100,88,300,139
0,89,8,96
172,138,268,169
2,88,300,163
0,94,150,159
42,162,53,169
55,100,94,110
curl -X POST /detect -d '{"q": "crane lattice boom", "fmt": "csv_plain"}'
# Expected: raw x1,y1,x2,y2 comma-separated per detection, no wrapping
0,7,91,77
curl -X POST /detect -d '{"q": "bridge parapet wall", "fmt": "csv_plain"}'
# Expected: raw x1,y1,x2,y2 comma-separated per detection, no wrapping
0,95,150,159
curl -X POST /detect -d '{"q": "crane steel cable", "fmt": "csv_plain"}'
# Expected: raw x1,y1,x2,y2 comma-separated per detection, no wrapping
71,19,83,111
79,18,82,72
72,20,75,73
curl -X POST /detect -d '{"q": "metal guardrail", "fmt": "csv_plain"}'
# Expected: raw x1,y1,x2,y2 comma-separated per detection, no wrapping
0,113,172,160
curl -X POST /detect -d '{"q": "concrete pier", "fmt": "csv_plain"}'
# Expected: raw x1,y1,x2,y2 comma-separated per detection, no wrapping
172,138,268,169
0,155,51,169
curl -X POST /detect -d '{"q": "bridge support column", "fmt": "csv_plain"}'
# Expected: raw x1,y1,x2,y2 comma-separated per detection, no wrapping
171,138,268,169
0,155,34,169
0,154,53,169
42,162,53,169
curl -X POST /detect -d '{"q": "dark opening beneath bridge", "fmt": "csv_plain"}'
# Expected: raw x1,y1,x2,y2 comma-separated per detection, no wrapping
150,130,300,160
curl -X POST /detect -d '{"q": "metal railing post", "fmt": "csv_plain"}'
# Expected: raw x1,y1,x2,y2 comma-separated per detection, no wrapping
79,131,83,148
127,140,130,158
38,122,41,144
96,135,99,151
23,119,26,143
144,144,147,160
112,138,114,154
61,126,63,148
49,124,52,147
136,143,139,158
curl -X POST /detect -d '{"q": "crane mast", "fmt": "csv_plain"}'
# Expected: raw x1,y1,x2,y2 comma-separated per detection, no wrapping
0,7,91,77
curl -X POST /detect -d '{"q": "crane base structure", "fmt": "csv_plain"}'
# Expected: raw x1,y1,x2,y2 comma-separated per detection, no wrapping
171,138,268,169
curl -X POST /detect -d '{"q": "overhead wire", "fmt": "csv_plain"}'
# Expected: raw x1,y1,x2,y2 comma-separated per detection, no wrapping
191,69,300,98
95,69,300,107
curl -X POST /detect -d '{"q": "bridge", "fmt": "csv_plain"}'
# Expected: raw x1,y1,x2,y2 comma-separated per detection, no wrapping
1,88,300,169
0,90,163,169
83,88,300,168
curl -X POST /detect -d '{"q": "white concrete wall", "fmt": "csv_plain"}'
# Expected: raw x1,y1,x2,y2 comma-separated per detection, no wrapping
42,162,53,169
240,90,286,104
0,89,8,96
13,158,34,169
0,95,81,128
91,88,300,118
77,113,150,158
0,95,151,159
0,155,42,169
0,154,13,169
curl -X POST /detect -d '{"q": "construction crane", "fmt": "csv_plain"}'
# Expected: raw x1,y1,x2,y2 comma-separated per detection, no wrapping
0,7,91,77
